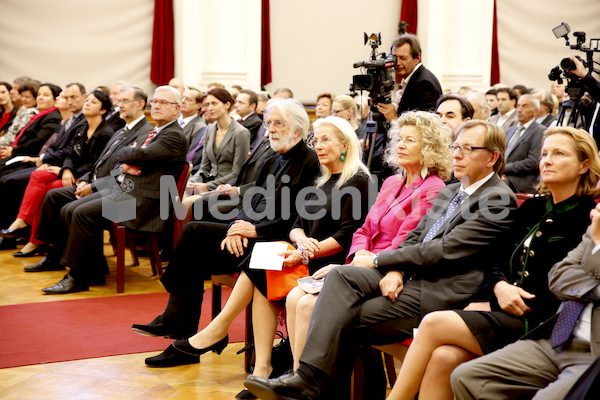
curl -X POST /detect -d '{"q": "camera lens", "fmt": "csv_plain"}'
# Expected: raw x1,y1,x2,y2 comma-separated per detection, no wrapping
560,58,576,71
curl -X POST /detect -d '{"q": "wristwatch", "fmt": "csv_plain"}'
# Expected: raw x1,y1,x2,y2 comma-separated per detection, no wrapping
373,254,379,269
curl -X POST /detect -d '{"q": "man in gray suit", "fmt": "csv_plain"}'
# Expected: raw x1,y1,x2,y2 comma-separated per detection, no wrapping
27,86,154,273
178,87,206,144
490,87,519,130
41,86,187,294
503,94,546,193
451,203,600,400
245,120,518,400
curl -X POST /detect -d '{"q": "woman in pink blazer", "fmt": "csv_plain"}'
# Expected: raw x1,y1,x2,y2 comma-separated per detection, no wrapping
286,111,453,370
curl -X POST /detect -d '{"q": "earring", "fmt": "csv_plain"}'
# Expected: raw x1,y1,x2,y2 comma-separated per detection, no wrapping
340,151,347,162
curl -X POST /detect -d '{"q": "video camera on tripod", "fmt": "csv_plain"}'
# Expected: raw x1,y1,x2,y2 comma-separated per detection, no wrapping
350,33,396,174
548,22,600,127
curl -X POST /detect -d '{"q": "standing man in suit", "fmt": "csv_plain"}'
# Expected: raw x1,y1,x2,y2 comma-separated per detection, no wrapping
179,87,206,145
40,86,187,294
377,33,443,123
503,94,546,193
532,88,558,128
235,89,263,145
245,120,518,400
490,87,519,130
452,205,600,400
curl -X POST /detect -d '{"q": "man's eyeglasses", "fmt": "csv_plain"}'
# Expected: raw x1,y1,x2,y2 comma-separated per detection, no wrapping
449,144,488,154
263,119,287,129
116,99,136,105
150,99,177,107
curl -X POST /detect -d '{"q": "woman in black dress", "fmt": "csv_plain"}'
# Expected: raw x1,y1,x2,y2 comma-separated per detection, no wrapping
150,116,372,397
386,126,600,400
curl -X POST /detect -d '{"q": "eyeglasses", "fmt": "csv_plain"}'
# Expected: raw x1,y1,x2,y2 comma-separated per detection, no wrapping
449,144,488,154
397,137,420,145
311,137,335,147
330,108,348,115
150,99,177,107
116,99,135,105
263,119,287,129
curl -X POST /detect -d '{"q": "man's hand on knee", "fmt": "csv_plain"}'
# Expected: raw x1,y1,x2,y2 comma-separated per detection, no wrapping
379,271,404,302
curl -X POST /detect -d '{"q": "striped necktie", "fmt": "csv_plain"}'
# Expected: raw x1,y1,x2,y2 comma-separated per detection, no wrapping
423,191,467,242
141,129,156,148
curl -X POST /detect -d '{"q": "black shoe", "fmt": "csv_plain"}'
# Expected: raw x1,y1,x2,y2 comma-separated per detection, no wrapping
1,226,31,239
12,244,48,258
24,256,66,272
244,371,320,400
42,273,89,294
0,236,17,250
132,315,186,339
145,344,200,368
172,335,228,356
235,388,257,399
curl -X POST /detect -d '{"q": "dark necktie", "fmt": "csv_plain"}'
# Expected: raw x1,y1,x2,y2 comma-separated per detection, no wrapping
505,126,525,156
550,300,586,349
423,191,467,242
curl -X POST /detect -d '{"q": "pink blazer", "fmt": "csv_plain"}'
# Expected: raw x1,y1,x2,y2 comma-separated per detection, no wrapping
346,174,444,261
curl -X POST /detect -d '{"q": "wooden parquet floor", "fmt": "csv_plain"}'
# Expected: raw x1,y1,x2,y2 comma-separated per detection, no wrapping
0,234,249,400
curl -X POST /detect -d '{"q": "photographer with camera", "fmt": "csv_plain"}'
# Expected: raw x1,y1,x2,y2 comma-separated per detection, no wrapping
563,55,600,141
377,34,442,123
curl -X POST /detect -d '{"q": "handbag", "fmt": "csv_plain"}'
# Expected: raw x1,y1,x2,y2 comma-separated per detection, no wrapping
265,242,309,301
271,330,293,377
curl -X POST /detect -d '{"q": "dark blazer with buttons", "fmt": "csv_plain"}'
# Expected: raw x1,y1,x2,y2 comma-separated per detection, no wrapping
61,120,113,179
78,118,154,189
504,121,545,193
397,65,443,115
42,113,87,166
237,139,276,191
182,114,206,145
485,195,596,329
113,119,188,232
240,112,263,144
191,120,250,190
377,174,518,315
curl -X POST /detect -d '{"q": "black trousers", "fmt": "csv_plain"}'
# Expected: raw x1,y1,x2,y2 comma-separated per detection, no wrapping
158,221,252,332
0,166,35,227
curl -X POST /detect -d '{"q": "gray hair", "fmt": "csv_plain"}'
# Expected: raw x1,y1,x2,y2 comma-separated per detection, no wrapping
265,98,310,140
467,92,490,120
531,89,554,113
519,94,539,110
154,85,182,105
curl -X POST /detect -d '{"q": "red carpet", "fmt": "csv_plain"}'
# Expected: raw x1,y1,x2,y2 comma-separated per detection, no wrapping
0,289,246,369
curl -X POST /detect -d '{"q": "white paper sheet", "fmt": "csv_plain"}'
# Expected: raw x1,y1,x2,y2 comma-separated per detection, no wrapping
248,242,289,271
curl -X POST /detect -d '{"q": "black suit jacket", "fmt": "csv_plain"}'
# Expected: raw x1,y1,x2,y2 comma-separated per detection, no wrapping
12,110,61,156
61,120,114,179
377,174,518,315
42,113,87,166
79,118,154,189
240,112,263,144
504,121,545,193
105,108,126,133
397,65,443,115
236,139,276,188
114,120,187,232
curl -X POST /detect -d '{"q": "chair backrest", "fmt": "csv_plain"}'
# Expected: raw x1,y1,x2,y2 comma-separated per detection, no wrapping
176,162,192,199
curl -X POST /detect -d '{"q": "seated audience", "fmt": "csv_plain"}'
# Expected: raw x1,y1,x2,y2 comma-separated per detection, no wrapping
435,94,473,139
1,90,113,257
452,200,600,399
0,83,61,161
0,80,41,149
306,92,334,145
273,87,294,99
179,87,206,144
331,95,364,140
185,88,250,194
0,82,17,136
489,87,518,130
286,111,452,370
35,85,187,293
503,94,546,193
235,89,262,145
531,88,558,127
466,91,491,121
485,88,498,117
187,94,213,174
150,117,371,400
386,126,600,400
244,120,518,400
131,99,319,344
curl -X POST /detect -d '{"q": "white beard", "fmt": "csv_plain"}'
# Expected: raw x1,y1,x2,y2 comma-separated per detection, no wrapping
269,131,298,152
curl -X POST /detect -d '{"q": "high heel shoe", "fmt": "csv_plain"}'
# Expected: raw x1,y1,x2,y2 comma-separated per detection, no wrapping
1,226,31,239
173,335,229,356
12,244,48,258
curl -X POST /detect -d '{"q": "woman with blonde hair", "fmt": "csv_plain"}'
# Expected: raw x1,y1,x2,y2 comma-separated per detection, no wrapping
146,116,371,399
286,111,453,370
331,94,364,139
386,126,600,400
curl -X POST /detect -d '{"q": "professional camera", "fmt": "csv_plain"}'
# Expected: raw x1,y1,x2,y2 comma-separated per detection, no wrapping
548,22,600,126
350,33,397,122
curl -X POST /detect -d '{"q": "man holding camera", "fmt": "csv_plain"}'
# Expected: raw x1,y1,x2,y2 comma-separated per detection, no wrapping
377,33,442,122
566,56,600,142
